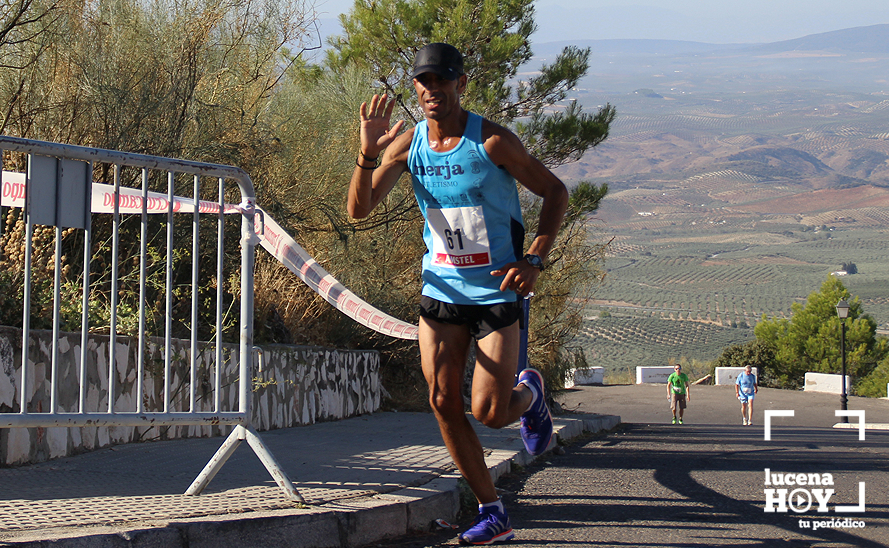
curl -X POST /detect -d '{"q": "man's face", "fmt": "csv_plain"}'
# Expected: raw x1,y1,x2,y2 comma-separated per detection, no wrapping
674,366,681,373
413,72,467,121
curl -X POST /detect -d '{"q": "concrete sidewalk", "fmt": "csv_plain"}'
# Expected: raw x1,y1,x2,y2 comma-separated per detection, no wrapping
0,411,620,547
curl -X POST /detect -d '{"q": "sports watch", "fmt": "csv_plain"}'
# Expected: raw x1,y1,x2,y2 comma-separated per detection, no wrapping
523,254,544,270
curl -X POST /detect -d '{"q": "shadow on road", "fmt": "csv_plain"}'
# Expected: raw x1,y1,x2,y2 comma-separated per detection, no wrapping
497,423,887,547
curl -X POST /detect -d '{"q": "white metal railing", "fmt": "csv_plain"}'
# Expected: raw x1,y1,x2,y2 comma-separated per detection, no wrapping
0,135,302,502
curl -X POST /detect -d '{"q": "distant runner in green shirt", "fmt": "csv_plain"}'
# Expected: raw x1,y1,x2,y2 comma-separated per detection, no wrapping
666,364,690,424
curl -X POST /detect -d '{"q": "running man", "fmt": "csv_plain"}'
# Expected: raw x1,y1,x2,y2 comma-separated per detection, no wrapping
346,43,568,545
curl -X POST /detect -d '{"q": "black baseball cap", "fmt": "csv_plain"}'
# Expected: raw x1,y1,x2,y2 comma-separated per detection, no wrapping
411,43,464,80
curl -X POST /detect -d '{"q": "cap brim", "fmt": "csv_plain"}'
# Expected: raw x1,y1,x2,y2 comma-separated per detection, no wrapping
411,65,460,80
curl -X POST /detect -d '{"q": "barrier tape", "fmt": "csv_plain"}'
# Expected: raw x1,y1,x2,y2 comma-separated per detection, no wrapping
255,210,419,340
1,171,420,340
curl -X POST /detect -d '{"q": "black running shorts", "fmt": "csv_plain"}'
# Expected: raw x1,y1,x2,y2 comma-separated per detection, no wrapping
419,296,522,340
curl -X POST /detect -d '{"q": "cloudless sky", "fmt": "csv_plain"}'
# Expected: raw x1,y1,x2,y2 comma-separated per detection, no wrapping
312,0,889,44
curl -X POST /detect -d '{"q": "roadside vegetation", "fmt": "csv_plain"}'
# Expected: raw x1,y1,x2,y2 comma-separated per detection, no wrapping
0,0,615,404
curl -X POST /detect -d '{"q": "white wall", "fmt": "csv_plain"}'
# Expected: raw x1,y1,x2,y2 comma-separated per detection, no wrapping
715,367,758,385
0,327,380,466
804,372,851,394
572,367,605,386
636,366,674,384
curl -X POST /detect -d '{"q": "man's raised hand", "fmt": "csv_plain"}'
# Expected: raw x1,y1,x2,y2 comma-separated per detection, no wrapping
359,94,405,157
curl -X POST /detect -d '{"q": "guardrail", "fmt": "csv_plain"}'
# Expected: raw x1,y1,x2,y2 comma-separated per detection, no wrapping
0,135,302,502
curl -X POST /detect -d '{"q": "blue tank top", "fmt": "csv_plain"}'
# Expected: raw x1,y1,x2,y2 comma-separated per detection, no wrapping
408,112,524,305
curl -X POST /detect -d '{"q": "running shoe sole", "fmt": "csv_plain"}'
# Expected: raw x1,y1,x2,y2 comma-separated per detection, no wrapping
458,529,515,545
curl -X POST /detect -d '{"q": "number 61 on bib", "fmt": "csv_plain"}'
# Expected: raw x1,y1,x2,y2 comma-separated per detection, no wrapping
427,205,492,268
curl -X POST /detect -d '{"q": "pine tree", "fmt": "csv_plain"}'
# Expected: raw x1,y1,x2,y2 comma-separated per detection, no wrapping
326,0,615,168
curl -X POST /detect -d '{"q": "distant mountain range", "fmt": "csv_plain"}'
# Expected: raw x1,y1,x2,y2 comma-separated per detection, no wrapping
755,23,889,54
307,22,889,63
534,24,889,57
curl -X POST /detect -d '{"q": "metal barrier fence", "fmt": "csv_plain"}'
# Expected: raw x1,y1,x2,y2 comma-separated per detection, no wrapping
0,135,302,502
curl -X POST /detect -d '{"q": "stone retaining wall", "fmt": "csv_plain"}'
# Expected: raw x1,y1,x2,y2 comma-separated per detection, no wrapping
0,326,380,466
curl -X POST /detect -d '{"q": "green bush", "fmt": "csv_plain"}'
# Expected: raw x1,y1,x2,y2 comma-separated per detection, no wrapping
855,354,889,398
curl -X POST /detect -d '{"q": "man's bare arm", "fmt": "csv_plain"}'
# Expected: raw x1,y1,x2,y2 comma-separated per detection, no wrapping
484,123,569,296
347,94,410,219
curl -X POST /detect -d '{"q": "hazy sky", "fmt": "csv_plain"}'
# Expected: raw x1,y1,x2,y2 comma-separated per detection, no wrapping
312,0,889,44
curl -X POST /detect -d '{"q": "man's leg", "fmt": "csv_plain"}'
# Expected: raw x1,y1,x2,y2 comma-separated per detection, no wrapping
420,317,511,505
421,317,521,545
747,399,754,425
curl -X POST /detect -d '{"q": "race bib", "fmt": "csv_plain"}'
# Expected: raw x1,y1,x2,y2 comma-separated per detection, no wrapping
743,387,753,394
427,205,491,268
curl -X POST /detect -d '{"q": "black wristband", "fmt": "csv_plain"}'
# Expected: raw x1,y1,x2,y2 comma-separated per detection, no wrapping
356,158,376,170
358,150,378,162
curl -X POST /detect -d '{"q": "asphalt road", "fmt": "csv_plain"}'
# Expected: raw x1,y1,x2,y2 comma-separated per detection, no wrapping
361,385,889,548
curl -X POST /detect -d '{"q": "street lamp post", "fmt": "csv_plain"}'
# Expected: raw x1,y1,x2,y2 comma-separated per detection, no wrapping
836,299,850,422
